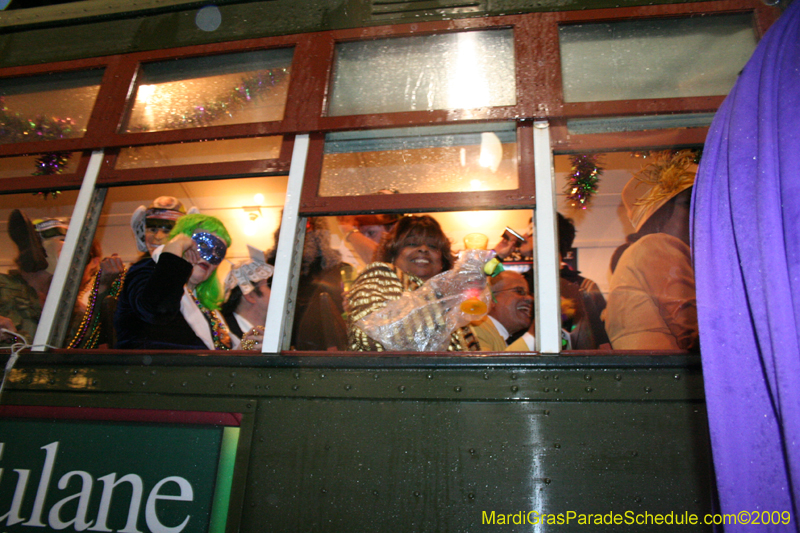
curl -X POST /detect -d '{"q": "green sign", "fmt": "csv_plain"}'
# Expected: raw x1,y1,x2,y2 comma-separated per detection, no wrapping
0,418,238,533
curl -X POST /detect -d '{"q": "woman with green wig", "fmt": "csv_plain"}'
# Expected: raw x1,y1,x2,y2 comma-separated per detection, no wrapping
115,214,238,350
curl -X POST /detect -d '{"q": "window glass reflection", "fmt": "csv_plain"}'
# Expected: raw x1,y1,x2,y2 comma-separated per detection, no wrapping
0,70,103,145
0,152,81,178
559,14,756,102
319,123,518,196
115,137,282,169
0,191,79,347
554,149,699,351
121,49,293,133
328,29,515,116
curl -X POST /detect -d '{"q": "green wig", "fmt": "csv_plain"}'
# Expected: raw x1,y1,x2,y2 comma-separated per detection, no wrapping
169,213,232,310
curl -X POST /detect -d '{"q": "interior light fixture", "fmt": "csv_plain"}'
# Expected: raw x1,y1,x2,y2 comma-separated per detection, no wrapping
243,206,262,237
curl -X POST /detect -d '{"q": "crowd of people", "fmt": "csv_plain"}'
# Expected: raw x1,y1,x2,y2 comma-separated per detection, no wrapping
1,151,699,353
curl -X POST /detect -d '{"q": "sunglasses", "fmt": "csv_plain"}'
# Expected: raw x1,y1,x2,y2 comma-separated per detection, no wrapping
192,231,227,265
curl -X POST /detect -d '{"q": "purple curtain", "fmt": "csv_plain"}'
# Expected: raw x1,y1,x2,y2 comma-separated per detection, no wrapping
693,3,800,530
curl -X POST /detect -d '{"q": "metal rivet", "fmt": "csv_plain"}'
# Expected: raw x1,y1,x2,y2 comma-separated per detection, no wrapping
292,385,299,391
207,371,213,377
511,385,519,392
469,448,476,455
483,373,490,380
454,386,462,392
554,443,561,448
630,451,638,456
229,382,235,388
151,370,157,376
584,374,592,381
644,386,652,393
128,380,134,385
674,374,681,380
468,493,475,500
398,385,406,392
294,372,301,379
246,403,252,409
585,386,593,392
544,387,550,392
320,373,326,379
230,371,236,377
182,382,188,387
543,375,549,380
426,373,433,380
345,385,352,391
544,478,551,484
615,374,622,381
320,488,327,494
373,374,379,379
554,387,560,393
634,497,642,503
413,491,421,497
510,373,518,380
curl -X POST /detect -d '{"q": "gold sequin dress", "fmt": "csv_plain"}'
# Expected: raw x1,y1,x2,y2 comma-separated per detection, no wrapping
347,262,479,352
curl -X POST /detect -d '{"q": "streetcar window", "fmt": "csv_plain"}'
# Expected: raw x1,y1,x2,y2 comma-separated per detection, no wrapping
115,137,282,169
554,149,699,352
0,190,79,348
0,69,104,145
558,13,756,103
285,211,535,353
0,152,81,178
318,124,518,196
120,48,294,133
328,29,515,116
61,176,286,350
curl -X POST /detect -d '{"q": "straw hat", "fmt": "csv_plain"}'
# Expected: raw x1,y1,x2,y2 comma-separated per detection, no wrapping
622,150,698,233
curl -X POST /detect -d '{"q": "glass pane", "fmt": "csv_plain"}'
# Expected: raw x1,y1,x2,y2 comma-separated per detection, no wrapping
285,210,534,352
559,14,757,102
0,191,79,346
567,113,715,135
328,29,515,116
553,149,699,351
121,48,293,133
61,177,287,350
319,123,518,196
115,136,282,169
0,69,103,145
0,152,81,179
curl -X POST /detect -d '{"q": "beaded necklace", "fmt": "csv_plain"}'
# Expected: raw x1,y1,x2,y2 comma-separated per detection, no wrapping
68,266,127,349
191,289,231,350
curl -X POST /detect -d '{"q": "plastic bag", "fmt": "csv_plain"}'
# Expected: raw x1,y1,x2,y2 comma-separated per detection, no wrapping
356,249,493,351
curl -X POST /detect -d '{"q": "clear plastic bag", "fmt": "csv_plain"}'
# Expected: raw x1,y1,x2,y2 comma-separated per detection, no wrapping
356,249,493,351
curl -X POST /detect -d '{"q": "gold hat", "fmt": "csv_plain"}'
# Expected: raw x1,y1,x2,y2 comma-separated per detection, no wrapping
623,150,697,233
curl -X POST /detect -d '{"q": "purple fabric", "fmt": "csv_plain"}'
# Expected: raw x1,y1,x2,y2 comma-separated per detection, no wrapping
692,4,800,530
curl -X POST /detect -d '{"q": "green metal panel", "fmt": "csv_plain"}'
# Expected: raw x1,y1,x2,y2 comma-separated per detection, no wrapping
0,355,715,532
244,398,712,532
